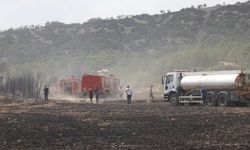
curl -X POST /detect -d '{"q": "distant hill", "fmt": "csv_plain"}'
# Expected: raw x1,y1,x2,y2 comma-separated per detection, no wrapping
0,1,250,86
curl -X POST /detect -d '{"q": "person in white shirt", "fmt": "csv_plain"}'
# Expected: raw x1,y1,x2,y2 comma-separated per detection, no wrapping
118,86,124,99
125,85,133,105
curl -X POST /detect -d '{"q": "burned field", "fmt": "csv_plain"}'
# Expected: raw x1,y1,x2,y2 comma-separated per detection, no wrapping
0,99,250,150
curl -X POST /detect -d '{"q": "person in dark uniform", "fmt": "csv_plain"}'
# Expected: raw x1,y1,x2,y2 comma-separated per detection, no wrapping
88,88,94,103
94,87,99,104
44,86,49,101
149,85,154,101
200,87,207,106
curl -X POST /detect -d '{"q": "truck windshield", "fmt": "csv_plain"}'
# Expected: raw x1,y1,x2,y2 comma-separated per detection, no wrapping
166,75,173,84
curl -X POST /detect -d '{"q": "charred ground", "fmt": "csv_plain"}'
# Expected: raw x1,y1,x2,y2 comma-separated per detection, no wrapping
0,98,250,149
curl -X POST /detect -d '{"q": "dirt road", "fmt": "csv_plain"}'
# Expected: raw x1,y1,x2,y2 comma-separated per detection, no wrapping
0,98,250,149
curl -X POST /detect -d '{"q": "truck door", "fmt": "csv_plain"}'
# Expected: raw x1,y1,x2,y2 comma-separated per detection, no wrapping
162,73,176,101
166,74,174,93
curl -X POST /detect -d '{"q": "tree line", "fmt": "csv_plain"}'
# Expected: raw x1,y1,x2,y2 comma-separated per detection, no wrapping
0,72,45,100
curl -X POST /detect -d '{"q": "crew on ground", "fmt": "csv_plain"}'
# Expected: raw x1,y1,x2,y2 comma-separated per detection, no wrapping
118,86,124,99
125,85,133,105
149,85,154,101
200,87,207,106
94,87,99,104
44,86,49,101
88,88,94,102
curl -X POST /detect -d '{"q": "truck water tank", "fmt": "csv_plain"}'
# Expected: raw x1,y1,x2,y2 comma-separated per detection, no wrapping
180,74,240,90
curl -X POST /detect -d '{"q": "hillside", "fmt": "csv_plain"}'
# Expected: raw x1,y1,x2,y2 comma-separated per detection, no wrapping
0,1,250,86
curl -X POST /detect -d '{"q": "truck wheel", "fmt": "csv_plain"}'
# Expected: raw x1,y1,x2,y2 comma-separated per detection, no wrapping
170,93,179,106
217,93,229,107
206,92,216,106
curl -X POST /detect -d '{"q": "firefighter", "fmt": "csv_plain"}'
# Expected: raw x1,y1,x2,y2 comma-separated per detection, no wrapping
88,88,94,103
200,87,207,106
125,85,133,105
44,86,49,101
94,87,99,104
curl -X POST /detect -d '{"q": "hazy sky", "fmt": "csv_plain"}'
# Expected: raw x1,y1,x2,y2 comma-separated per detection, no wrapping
0,0,248,30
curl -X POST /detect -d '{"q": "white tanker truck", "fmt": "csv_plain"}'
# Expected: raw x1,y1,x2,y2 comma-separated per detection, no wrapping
162,70,250,107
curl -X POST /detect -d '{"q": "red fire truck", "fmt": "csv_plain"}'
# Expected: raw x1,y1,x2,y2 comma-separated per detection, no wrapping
59,74,119,97
59,76,81,95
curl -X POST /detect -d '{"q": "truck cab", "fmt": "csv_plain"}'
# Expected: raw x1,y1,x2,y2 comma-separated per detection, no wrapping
162,71,183,102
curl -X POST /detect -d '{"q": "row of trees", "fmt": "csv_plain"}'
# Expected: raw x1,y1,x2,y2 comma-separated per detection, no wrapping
0,72,44,100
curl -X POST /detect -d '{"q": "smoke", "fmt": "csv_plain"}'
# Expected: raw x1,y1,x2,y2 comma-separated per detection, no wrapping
4,50,167,101
107,51,166,100
51,93,98,103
